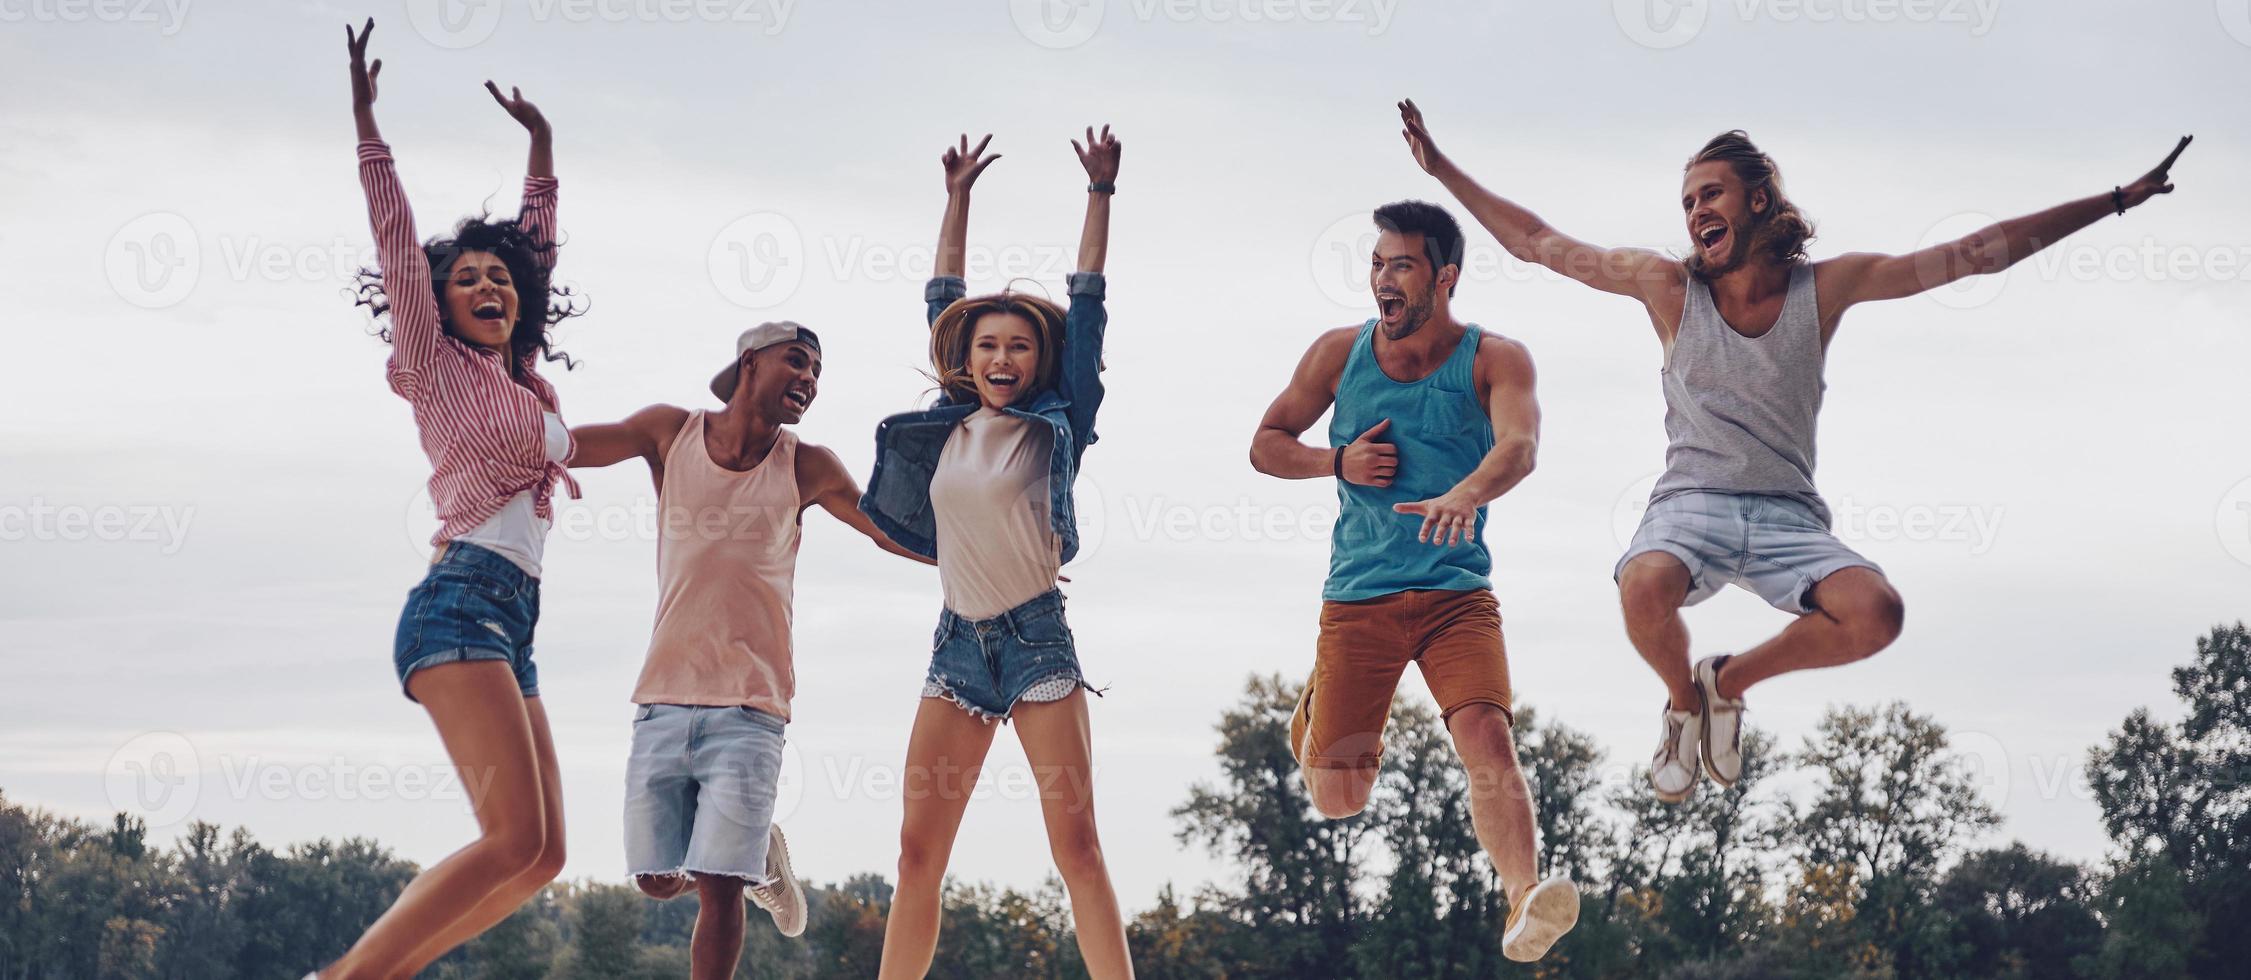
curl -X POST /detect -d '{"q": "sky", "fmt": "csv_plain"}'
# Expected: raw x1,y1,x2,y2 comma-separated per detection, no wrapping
3,0,2248,915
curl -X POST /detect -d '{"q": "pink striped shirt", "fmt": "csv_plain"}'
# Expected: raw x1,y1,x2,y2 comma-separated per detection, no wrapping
358,139,580,547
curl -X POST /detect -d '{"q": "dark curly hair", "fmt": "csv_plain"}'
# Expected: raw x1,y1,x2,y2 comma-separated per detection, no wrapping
354,214,582,374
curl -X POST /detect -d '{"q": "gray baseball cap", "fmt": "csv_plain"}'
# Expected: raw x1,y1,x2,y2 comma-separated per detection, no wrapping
710,321,821,401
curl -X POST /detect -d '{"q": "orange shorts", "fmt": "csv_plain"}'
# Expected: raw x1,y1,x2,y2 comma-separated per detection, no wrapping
1290,588,1512,770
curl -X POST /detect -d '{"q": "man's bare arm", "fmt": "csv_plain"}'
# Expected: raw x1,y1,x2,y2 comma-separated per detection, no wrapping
1251,328,1398,485
1820,136,2191,321
1393,336,1539,546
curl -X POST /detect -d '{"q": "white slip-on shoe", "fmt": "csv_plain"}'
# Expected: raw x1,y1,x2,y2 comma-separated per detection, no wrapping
1650,703,1703,803
1695,655,1745,788
747,824,808,938
1501,876,1581,962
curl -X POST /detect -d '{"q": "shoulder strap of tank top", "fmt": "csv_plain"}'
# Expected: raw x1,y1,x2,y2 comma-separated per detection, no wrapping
1785,262,1817,325
1443,324,1482,389
1343,319,1377,377
665,410,706,472
1680,271,1712,338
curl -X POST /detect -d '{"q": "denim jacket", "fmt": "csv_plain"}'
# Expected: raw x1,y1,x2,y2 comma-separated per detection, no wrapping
861,272,1108,563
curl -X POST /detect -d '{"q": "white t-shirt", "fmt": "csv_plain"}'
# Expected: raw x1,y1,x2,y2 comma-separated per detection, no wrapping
455,411,569,577
928,407,1060,620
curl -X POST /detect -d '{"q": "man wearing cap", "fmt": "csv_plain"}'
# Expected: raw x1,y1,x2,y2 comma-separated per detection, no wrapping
569,322,927,972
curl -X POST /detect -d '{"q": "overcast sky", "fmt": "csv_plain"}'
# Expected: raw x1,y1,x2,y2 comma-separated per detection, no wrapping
3,0,2248,911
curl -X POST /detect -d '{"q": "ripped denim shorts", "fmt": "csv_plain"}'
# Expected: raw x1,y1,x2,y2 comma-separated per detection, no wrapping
923,589,1091,723
392,541,542,702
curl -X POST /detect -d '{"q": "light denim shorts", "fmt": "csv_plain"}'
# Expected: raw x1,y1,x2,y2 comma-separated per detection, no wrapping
623,703,785,882
1615,491,1881,615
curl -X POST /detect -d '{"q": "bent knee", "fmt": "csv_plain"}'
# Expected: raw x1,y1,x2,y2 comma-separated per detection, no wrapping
1836,583,1906,655
1303,768,1376,820
636,873,690,901
1446,704,1518,757
1618,556,1690,617
481,824,549,878
524,837,568,885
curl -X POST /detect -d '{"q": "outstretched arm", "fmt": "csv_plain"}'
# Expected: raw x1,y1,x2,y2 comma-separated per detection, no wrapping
1400,99,1681,318
1393,337,1539,547
1251,329,1397,485
1820,136,2193,317
568,405,688,494
487,81,558,271
799,444,935,565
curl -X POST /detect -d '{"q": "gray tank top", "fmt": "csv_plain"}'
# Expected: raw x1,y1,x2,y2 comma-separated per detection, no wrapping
1650,263,1830,525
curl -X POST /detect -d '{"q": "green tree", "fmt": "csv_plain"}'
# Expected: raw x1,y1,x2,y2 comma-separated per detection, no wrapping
1350,700,1504,980
1932,843,2099,980
1173,675,1369,976
1780,702,2000,977
2085,622,2251,976
230,838,415,980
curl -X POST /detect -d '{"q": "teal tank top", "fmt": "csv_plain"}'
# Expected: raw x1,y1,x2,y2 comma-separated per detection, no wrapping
1325,320,1493,601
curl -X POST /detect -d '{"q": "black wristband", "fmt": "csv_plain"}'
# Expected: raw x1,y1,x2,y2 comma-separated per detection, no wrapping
1333,445,1347,482
1088,181,1116,195
2112,186,2126,216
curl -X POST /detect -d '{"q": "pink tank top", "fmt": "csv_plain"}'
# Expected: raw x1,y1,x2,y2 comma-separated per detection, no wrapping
631,412,801,719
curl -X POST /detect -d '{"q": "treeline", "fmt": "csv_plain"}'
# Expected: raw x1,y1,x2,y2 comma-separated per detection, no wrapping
4,623,2246,978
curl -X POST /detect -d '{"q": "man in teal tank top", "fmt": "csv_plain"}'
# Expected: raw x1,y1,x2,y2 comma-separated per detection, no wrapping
1252,201,1580,962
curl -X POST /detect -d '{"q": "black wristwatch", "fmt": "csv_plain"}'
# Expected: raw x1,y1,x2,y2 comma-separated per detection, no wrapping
1333,445,1347,482
1088,181,1116,195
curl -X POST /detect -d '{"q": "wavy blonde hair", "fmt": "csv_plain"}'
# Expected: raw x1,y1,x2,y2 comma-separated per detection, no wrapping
929,290,1068,404
1685,130,1816,278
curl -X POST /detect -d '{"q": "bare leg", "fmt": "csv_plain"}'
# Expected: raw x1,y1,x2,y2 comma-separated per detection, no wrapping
318,661,550,980
637,874,693,900
690,874,748,980
875,697,999,980
1618,553,1699,711
1012,691,1134,980
393,696,567,975
1712,567,1905,700
1301,764,1381,820
1446,704,1539,906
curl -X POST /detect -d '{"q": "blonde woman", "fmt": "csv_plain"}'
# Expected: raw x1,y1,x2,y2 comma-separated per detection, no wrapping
860,128,1131,979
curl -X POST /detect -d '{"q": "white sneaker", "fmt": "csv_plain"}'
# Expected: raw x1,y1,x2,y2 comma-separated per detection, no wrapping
748,824,807,938
1695,655,1745,787
1501,876,1580,962
1650,703,1703,803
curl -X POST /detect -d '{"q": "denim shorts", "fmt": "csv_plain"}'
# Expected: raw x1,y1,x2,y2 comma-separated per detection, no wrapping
926,589,1087,722
1615,490,1881,615
393,542,541,702
623,703,786,882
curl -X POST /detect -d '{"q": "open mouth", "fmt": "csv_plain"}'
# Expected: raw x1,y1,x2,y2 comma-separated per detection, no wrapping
782,388,812,411
984,372,1020,394
1695,222,1729,254
473,300,506,321
1377,293,1407,319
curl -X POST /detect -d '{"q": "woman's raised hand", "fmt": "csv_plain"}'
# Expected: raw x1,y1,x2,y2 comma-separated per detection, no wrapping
346,19,381,109
1072,124,1121,185
485,81,550,138
943,134,1001,197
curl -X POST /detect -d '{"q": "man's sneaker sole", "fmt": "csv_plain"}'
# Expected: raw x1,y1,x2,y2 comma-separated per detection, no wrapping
1694,656,1743,789
1502,877,1580,962
1651,708,1703,804
752,826,807,938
